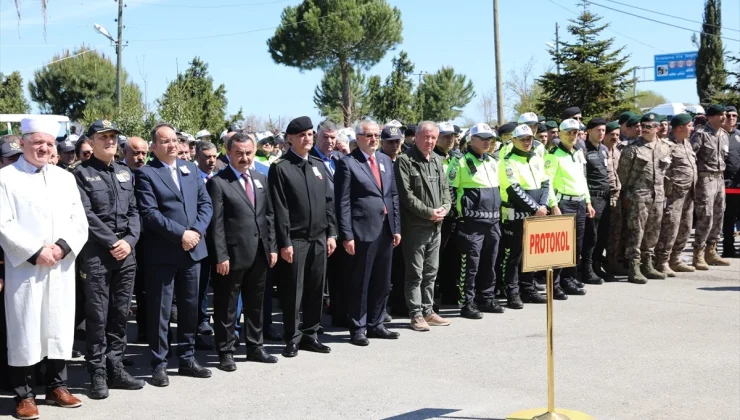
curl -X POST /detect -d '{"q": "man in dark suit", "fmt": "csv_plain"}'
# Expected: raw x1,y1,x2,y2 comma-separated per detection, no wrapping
206,133,279,371
335,123,401,346
134,123,213,387
269,116,337,358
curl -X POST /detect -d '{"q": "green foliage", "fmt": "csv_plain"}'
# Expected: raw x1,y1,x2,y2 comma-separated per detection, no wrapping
0,72,30,114
28,46,143,121
226,107,245,128
711,54,740,105
268,0,402,126
157,57,227,136
537,3,635,120
80,83,149,137
313,65,371,124
696,0,725,104
635,90,669,109
416,67,475,122
366,51,417,124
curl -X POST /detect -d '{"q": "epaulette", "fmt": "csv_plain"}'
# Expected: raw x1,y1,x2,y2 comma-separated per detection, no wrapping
503,150,514,160
450,149,463,158
548,146,558,154
465,157,477,175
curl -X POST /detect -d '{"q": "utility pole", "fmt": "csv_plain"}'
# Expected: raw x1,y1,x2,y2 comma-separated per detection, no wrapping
115,0,124,109
413,71,426,87
555,22,560,75
493,0,504,124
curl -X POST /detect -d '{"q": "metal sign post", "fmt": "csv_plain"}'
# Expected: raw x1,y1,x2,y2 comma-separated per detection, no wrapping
507,215,593,420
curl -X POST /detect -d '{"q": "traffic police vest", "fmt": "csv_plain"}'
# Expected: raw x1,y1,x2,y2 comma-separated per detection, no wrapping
499,147,557,221
544,143,591,204
447,148,501,222
500,139,546,160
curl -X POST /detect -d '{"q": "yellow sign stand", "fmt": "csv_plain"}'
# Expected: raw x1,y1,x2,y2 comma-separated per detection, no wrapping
507,215,594,420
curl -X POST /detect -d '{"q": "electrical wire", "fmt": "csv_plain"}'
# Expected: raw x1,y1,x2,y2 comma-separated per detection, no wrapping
603,0,740,33
126,0,290,9
19,45,106,72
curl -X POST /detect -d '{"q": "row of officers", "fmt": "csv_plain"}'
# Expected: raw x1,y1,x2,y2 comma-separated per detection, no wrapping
1,106,737,419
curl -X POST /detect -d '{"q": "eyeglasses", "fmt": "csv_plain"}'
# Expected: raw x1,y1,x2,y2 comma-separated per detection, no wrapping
81,150,93,156
640,124,657,130
360,133,380,138
728,113,738,118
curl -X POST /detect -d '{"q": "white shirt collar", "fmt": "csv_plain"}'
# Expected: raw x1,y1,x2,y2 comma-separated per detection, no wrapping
360,149,375,161
230,164,248,179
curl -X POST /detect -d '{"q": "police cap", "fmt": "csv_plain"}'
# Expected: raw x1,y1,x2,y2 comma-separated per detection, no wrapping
1,138,22,157
86,119,121,137
381,125,403,141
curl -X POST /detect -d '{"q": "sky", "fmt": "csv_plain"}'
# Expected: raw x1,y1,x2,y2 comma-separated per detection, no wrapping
1,0,739,129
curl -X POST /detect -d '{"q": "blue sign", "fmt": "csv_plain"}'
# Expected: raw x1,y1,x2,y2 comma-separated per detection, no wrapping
654,51,698,81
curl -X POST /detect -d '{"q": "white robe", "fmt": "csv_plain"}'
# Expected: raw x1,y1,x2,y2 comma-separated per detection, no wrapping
0,156,88,367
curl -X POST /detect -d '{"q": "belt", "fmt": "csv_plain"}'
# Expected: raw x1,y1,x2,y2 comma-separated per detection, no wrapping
556,193,585,201
698,171,723,178
115,232,126,239
503,207,530,220
589,190,609,198
462,209,500,219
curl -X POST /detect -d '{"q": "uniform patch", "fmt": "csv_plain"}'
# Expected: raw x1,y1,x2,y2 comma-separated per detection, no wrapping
449,168,457,181
544,160,551,168
116,170,131,183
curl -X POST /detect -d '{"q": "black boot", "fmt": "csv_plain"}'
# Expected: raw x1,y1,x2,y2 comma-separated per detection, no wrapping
460,303,483,319
108,365,145,390
593,261,614,282
580,264,604,285
89,369,109,400
561,278,586,295
521,290,547,304
507,294,524,310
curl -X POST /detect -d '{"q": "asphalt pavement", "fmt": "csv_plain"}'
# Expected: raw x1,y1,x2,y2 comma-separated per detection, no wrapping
1,248,738,420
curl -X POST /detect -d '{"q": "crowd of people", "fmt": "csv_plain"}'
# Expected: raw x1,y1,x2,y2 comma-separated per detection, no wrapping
0,104,738,419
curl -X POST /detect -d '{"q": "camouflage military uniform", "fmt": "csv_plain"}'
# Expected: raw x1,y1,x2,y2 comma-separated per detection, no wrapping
654,138,697,264
691,124,729,249
605,145,624,264
618,137,672,264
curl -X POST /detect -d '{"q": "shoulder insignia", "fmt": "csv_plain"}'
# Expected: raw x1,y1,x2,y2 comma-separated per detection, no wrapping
545,159,552,168
117,170,131,182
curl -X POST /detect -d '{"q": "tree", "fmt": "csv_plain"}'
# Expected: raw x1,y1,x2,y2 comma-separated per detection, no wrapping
226,107,245,128
80,83,149,138
28,45,142,121
0,72,31,114
504,57,543,119
537,2,635,120
635,90,669,109
313,65,371,124
365,51,417,124
478,89,496,126
696,0,725,104
267,0,403,126
711,54,740,105
416,67,475,122
157,57,227,136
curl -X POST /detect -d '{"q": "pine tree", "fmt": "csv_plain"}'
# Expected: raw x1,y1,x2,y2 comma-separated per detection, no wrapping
416,67,475,122
696,0,725,104
313,65,370,124
0,72,30,114
537,2,635,119
367,51,417,124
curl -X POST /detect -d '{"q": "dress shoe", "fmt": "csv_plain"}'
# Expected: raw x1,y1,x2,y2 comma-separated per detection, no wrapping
476,299,505,313
383,313,392,323
460,304,483,319
218,354,237,372
350,332,370,346
45,387,82,408
71,349,83,358
178,360,212,378
108,366,145,390
195,335,214,350
521,291,547,304
507,294,524,310
317,326,325,335
367,326,400,339
282,343,299,358
573,278,585,288
299,338,331,353
16,398,39,420
197,321,214,336
264,327,283,342
247,347,278,363
151,367,169,387
89,370,109,400
552,287,569,301
424,312,451,326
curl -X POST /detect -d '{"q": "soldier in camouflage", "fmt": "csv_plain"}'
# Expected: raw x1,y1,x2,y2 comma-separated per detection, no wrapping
602,122,626,276
690,104,731,268
654,114,698,276
618,113,673,284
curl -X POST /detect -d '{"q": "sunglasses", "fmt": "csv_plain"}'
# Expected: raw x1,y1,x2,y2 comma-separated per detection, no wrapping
640,124,657,130
572,116,583,121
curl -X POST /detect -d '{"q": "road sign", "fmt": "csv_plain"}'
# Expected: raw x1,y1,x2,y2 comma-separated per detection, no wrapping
521,214,576,273
654,51,697,82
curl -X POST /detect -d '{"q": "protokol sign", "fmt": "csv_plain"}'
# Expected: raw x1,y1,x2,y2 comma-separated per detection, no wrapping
654,51,697,81
521,214,576,272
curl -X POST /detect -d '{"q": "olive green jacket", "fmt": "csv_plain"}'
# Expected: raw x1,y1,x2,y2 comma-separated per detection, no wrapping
394,145,451,230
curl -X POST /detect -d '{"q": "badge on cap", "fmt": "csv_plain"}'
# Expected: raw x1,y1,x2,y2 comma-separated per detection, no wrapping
116,170,131,183
102,119,112,128
10,142,20,151
312,166,322,179
180,166,190,174
254,179,263,189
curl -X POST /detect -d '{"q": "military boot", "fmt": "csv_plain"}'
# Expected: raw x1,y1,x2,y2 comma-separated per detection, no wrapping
655,256,676,278
669,254,695,272
593,261,615,282
89,369,109,400
628,260,647,284
640,255,666,279
607,255,628,276
108,365,145,390
705,243,731,266
580,263,604,285
693,246,709,270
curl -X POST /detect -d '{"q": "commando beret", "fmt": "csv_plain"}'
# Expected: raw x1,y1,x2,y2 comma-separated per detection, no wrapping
605,121,620,133
671,113,692,127
286,116,313,135
561,106,581,119
586,117,607,130
706,104,725,116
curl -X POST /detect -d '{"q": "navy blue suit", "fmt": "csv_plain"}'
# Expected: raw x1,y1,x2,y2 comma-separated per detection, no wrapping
134,157,213,369
335,148,400,333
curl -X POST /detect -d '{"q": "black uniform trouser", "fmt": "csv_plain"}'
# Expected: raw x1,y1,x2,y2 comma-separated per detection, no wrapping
327,246,347,324
83,247,137,373
10,359,66,400
214,247,267,355
502,219,549,296
722,187,739,250
456,220,500,307
438,217,461,304
554,199,586,282
278,238,326,345
582,195,608,268
0,272,7,389
594,198,611,263
134,252,147,338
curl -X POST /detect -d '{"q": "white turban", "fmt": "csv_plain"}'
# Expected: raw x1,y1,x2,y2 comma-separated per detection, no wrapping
21,116,61,138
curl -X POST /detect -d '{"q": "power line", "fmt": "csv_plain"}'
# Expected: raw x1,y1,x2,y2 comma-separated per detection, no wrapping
20,45,105,72
588,0,740,43
603,0,740,33
126,0,289,9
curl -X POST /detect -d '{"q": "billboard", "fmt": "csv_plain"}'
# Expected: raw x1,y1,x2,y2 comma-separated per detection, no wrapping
654,51,697,81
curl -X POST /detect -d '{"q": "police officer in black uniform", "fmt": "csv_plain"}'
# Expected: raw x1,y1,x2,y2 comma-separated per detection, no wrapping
722,106,740,257
581,118,612,284
268,116,338,358
73,120,145,399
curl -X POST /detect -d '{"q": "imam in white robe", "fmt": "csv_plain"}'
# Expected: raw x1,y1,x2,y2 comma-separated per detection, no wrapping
0,155,88,367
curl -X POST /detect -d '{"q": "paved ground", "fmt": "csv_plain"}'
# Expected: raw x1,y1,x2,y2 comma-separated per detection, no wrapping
1,250,738,420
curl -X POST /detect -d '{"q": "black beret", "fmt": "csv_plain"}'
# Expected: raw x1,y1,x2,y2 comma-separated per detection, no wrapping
641,112,660,123
227,124,241,133
605,121,620,133
404,124,417,136
726,105,737,113
706,104,725,116
561,106,581,119
497,122,517,136
618,111,635,125
453,124,461,134
536,123,547,134
545,120,558,130
586,117,607,130
671,113,692,127
285,116,313,135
